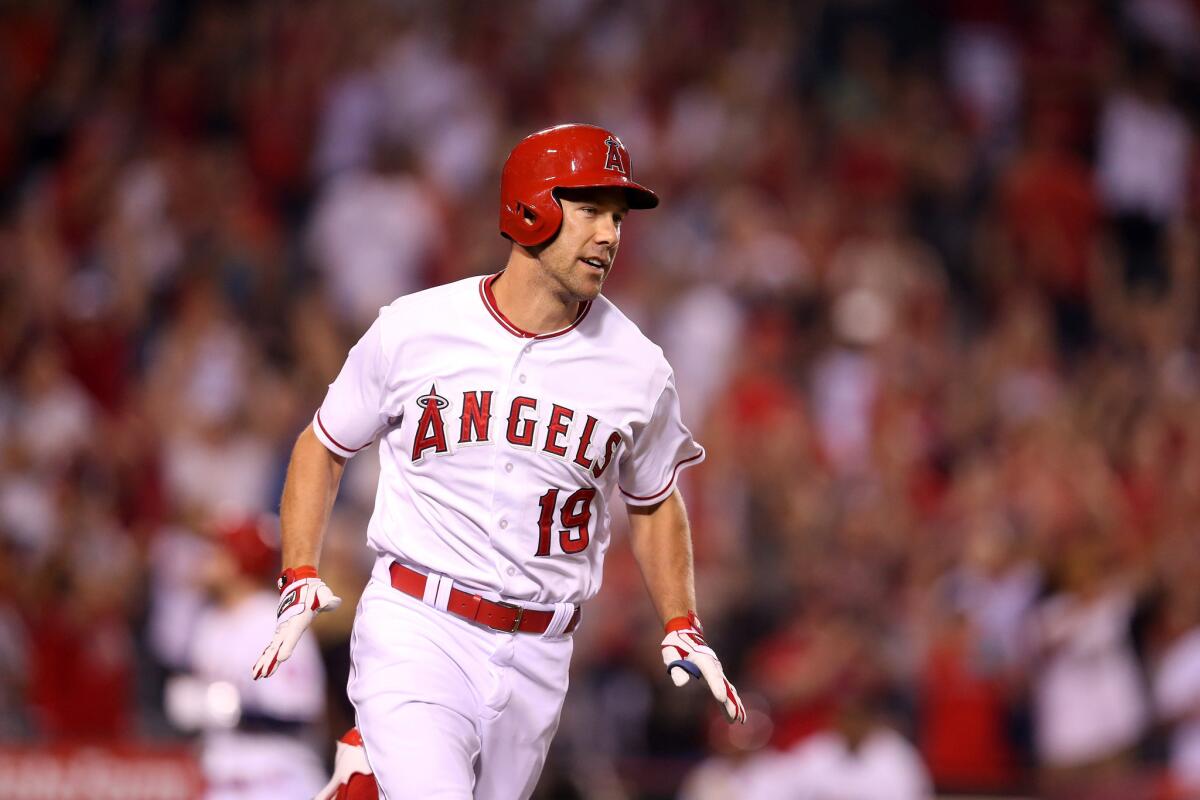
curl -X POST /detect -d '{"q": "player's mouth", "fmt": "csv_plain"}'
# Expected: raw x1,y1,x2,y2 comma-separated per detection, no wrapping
579,257,609,273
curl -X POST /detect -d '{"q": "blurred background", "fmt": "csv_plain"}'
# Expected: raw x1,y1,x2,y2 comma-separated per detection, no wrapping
1,0,1200,798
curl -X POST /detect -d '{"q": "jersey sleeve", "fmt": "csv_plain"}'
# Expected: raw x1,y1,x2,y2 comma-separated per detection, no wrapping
312,312,392,458
618,371,705,506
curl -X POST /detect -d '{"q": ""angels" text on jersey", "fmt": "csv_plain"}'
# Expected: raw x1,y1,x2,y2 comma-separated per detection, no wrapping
408,385,621,478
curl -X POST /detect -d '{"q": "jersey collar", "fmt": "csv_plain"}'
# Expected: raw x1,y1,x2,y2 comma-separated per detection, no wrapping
479,272,592,340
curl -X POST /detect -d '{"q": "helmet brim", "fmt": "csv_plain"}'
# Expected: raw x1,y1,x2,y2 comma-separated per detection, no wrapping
554,179,659,210
623,182,659,209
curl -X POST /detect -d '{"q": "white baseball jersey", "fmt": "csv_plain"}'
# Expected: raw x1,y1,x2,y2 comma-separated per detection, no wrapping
312,272,703,605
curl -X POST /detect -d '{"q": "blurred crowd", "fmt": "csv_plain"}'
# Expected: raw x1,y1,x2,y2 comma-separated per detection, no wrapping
2,1,1200,798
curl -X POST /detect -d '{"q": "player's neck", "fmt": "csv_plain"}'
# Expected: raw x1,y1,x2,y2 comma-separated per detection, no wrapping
492,257,581,334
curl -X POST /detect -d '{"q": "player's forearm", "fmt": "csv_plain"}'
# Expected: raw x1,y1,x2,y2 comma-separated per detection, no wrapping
627,489,698,624
279,423,348,569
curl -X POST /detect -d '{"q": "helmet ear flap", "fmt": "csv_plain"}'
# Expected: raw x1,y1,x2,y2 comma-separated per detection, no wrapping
516,201,538,227
504,194,561,248
506,201,547,248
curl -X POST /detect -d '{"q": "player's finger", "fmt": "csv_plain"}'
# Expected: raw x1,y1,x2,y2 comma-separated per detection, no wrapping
692,654,728,704
722,677,746,724
662,647,701,686
263,647,285,678
251,633,282,679
667,659,701,686
252,642,278,680
317,592,343,613
668,665,692,686
661,643,687,667
275,619,305,663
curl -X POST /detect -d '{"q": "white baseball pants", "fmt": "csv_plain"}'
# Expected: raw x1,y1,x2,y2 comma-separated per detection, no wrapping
347,559,574,799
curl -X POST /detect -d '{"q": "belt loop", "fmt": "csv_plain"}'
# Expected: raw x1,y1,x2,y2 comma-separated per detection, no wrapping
541,602,577,639
422,571,455,612
421,572,442,607
434,575,454,612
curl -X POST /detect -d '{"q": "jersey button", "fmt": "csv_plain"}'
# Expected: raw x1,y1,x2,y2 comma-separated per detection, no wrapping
499,519,509,529
506,567,517,576
518,374,527,384
523,345,532,354
504,463,514,473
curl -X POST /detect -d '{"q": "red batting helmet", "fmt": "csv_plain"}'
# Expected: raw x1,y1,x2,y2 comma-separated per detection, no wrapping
499,123,658,248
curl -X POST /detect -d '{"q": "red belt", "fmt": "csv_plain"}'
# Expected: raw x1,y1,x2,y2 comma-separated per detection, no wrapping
388,561,581,635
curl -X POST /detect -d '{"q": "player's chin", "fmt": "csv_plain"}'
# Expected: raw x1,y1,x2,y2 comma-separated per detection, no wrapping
577,280,604,301
573,264,607,297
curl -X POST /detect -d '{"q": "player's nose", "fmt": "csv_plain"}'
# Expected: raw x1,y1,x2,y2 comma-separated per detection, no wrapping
593,214,619,245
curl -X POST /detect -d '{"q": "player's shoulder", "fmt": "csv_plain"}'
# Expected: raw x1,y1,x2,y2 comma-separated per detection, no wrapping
585,293,670,369
365,275,481,343
379,275,478,318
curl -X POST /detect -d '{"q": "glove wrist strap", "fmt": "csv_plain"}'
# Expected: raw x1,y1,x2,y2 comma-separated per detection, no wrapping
664,610,703,635
277,565,319,592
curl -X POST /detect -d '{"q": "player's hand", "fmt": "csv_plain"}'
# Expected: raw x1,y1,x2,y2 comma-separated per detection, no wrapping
660,611,746,723
252,566,341,680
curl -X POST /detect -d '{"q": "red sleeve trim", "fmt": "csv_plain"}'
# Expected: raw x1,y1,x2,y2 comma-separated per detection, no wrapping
619,452,705,502
316,409,370,454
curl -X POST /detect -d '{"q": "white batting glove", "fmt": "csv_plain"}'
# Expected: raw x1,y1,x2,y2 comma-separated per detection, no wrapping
252,566,341,680
314,727,374,800
661,611,746,724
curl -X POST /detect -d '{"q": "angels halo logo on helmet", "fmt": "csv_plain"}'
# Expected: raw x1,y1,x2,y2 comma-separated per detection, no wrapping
602,137,627,174
499,123,658,248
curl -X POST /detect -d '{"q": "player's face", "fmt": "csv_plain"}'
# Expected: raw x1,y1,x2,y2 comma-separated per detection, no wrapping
537,187,628,302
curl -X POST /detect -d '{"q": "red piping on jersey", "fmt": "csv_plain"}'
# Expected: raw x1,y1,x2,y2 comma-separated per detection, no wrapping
316,408,370,454
479,273,592,340
619,452,705,502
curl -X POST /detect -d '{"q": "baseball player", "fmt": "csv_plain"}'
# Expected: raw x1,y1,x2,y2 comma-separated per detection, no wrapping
252,123,744,799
